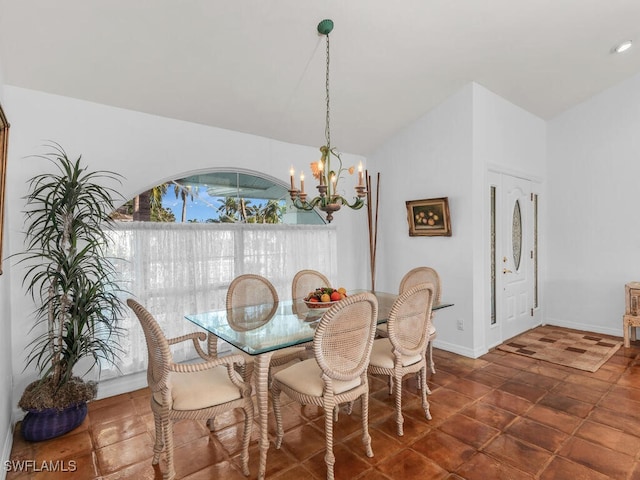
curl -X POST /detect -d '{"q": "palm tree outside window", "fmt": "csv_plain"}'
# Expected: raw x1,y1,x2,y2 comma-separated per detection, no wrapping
123,170,324,225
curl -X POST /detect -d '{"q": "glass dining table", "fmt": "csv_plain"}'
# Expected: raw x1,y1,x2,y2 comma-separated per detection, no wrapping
185,290,452,480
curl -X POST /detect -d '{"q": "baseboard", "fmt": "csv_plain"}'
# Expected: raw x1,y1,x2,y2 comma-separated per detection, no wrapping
543,317,623,339
96,371,148,400
432,338,487,359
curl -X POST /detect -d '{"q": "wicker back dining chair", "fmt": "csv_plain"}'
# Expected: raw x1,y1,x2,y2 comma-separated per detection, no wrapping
223,274,308,379
226,273,280,309
204,273,280,358
127,299,254,480
270,292,379,480
378,266,441,375
225,273,280,332
368,282,435,436
399,267,441,300
400,267,441,374
291,269,331,300
291,269,331,318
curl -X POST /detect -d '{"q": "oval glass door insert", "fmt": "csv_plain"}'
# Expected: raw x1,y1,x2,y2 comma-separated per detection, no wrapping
512,199,522,271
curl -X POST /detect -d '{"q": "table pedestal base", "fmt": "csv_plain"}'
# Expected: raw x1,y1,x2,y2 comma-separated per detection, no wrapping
254,351,274,480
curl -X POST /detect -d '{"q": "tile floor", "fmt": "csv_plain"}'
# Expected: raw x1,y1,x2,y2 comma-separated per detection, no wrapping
7,333,640,480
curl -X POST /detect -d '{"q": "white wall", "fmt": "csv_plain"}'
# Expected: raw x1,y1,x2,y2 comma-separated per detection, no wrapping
369,84,476,356
0,59,14,480
3,86,367,417
546,72,640,335
368,83,546,358
473,84,547,179
472,84,546,351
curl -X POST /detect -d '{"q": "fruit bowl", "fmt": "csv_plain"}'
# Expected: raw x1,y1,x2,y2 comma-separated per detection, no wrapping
304,299,338,310
303,287,347,309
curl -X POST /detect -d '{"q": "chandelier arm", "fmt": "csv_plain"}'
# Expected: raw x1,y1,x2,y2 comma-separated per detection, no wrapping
290,195,325,211
329,148,344,177
331,195,366,210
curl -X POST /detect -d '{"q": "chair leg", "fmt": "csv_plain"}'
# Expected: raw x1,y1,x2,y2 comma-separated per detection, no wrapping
240,403,253,476
346,401,354,415
271,383,285,449
163,419,176,480
424,377,432,395
416,366,432,395
420,367,432,421
360,393,374,458
323,398,337,480
427,341,436,374
393,371,405,436
152,412,163,465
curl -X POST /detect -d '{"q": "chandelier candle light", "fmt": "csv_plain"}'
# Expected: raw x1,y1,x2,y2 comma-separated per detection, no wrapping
288,19,367,223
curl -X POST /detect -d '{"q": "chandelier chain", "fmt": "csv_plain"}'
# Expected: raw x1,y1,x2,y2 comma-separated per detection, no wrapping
288,19,366,223
325,33,331,151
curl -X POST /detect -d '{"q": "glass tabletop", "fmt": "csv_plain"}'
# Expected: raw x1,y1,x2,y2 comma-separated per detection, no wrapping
185,290,452,356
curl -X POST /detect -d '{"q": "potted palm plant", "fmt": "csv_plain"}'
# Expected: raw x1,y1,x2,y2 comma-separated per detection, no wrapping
16,143,125,441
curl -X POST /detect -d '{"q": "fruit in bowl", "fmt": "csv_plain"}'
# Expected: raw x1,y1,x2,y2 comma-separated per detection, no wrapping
304,287,347,308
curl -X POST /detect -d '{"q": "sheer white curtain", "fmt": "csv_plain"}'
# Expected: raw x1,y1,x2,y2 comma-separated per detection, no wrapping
105,222,337,378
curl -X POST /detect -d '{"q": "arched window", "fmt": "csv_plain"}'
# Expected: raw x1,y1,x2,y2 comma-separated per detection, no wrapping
121,170,324,224
106,169,336,384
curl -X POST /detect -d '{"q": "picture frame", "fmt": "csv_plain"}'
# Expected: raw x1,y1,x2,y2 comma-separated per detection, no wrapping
0,103,8,274
406,197,451,237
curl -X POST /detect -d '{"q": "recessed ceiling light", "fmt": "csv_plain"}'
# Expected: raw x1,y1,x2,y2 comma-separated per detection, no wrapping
613,40,632,54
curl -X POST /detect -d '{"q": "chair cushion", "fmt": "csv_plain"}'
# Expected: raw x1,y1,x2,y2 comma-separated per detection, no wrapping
369,338,422,369
155,365,242,411
273,359,362,397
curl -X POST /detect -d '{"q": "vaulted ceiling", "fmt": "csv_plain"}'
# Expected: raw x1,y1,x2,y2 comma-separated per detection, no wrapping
1,1,639,154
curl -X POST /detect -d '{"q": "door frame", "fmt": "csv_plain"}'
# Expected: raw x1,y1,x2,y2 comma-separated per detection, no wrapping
486,169,542,349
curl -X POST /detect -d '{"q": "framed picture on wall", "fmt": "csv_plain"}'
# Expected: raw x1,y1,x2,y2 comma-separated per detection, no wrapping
406,197,452,237
0,103,9,274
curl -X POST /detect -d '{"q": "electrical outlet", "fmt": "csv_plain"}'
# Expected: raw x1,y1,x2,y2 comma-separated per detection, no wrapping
457,318,464,331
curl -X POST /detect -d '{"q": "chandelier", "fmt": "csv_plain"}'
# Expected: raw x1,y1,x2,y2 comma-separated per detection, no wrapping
288,19,366,223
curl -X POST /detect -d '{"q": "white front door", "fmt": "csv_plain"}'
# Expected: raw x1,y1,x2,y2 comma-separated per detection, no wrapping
488,172,539,346
501,175,536,340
